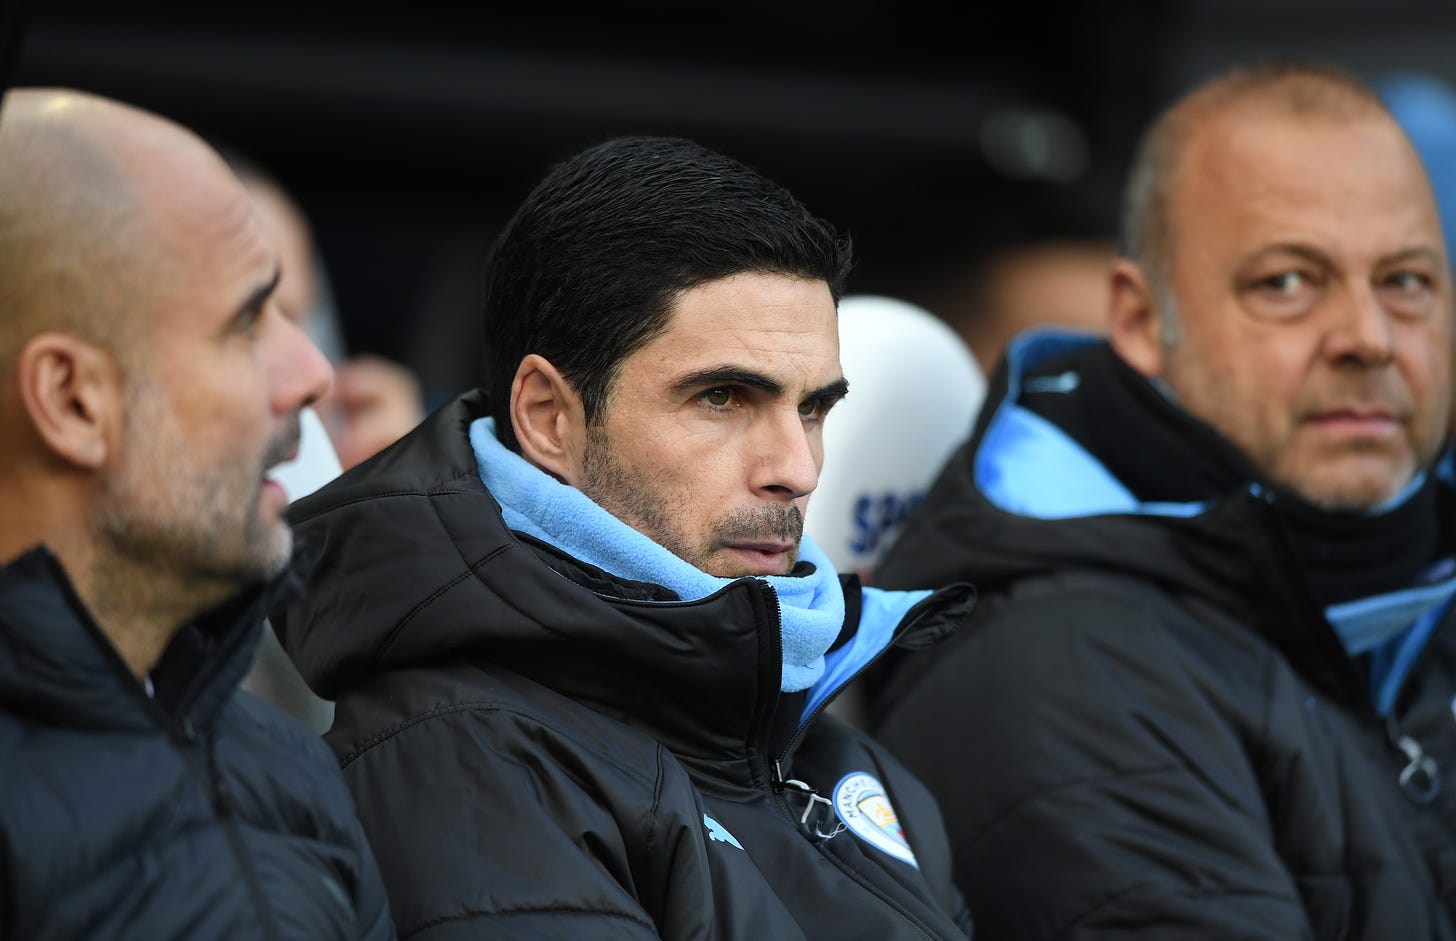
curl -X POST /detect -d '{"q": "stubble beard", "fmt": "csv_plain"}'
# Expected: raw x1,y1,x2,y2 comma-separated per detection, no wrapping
92,385,299,618
1158,291,1439,514
579,423,805,577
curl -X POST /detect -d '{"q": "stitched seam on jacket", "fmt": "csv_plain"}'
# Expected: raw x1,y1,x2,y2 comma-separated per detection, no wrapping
647,743,664,863
376,476,522,660
1257,641,1279,788
376,542,514,663
402,905,657,939
393,482,602,652
964,762,1180,848
337,701,660,788
288,480,477,525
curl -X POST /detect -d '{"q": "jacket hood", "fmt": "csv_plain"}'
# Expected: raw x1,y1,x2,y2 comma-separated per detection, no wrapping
877,330,1282,602
275,390,973,765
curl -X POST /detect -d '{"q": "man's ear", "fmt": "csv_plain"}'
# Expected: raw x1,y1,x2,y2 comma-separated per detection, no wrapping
510,353,587,484
15,333,120,470
1106,258,1166,378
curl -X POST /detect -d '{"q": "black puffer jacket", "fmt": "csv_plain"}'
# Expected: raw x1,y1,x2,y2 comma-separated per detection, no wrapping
0,547,395,941
867,332,1456,940
273,390,977,941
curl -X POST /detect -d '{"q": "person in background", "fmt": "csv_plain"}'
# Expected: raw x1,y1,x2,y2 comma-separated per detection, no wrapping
940,235,1116,378
272,134,976,940
0,87,394,939
866,61,1456,939
227,152,425,471
901,183,1117,381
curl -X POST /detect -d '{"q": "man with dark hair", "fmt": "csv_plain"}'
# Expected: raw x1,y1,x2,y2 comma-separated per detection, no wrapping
273,135,976,939
865,62,1456,938
0,87,394,939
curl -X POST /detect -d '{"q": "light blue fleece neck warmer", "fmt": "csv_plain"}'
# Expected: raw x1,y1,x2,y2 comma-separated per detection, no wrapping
469,418,848,693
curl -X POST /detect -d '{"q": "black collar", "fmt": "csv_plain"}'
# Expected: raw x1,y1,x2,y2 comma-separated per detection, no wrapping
1023,342,1451,607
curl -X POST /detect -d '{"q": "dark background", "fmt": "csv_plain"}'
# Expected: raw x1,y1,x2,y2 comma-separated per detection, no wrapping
8,0,1456,405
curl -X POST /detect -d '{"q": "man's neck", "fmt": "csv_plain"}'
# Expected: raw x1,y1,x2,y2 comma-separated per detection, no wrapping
1049,344,1449,606
80,544,251,677
0,479,210,677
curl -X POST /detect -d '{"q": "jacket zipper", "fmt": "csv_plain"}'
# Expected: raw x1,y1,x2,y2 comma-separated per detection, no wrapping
173,718,285,941
753,581,943,940
776,586,953,767
1253,490,1446,808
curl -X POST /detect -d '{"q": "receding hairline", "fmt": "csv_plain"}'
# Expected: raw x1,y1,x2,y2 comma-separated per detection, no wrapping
1122,63,1397,279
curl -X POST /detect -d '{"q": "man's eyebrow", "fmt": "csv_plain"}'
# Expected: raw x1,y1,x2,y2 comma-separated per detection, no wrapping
1379,246,1445,268
670,366,784,398
1244,243,1446,274
1244,243,1332,268
669,367,850,404
807,377,850,402
228,266,282,329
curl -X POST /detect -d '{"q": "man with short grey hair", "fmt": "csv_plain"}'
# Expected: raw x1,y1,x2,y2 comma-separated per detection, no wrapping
867,62,1456,939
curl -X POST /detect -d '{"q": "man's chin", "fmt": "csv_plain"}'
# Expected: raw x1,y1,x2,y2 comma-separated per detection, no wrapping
238,517,295,584
703,545,799,579
1281,459,1419,513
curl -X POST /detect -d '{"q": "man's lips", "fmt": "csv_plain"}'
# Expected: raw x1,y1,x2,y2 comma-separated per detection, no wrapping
261,445,301,503
726,540,795,553
1305,407,1399,434
723,541,796,565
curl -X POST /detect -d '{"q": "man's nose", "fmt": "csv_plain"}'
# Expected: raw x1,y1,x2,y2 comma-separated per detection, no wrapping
1324,281,1396,367
751,408,819,501
271,306,335,414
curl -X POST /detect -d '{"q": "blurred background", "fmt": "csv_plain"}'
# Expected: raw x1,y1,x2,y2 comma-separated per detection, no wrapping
8,0,1456,410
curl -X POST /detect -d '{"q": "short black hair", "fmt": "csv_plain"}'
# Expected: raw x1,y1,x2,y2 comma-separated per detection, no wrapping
480,135,853,451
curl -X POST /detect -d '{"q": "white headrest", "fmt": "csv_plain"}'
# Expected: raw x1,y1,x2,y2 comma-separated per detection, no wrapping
267,405,343,504
806,294,986,581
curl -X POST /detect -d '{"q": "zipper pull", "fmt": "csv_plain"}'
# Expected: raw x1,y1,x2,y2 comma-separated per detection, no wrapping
1395,734,1441,805
171,716,199,747
772,762,846,842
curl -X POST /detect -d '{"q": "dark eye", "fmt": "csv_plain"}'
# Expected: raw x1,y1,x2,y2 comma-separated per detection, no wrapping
702,388,734,408
235,306,265,340
1259,271,1306,295
1244,266,1324,321
798,398,821,420
1380,269,1437,318
1385,270,1431,292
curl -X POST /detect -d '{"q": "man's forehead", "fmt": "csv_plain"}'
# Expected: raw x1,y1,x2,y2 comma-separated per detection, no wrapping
140,160,282,323
643,274,841,378
1171,110,1441,254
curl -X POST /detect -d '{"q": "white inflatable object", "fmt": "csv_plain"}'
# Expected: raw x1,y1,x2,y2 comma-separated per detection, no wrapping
807,295,986,582
266,405,343,503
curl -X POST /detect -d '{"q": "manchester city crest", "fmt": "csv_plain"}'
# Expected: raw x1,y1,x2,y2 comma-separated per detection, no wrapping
833,772,919,869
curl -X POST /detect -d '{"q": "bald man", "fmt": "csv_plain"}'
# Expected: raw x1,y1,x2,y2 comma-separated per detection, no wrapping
0,88,394,940
867,63,1456,938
